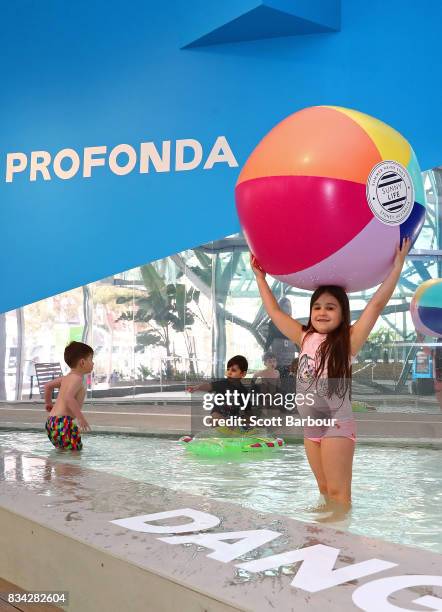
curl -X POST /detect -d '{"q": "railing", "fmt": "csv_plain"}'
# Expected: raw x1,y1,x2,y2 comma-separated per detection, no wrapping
395,345,419,392
353,362,377,383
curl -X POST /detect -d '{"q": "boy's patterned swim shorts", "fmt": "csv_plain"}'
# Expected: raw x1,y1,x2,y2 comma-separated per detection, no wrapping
46,416,83,450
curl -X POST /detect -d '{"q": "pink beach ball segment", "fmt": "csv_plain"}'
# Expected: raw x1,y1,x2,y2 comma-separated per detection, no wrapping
235,106,426,292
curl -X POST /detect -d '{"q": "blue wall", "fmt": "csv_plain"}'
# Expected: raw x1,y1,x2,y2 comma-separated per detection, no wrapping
1,0,441,312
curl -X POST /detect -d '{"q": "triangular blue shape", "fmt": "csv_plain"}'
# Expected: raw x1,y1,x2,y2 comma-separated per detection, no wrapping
182,0,340,48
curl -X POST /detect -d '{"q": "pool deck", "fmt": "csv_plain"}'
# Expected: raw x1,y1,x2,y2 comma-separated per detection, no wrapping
1,445,442,611
1,400,442,444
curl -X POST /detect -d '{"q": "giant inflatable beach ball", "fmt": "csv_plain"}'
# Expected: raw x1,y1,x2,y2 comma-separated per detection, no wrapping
235,106,426,292
410,279,442,338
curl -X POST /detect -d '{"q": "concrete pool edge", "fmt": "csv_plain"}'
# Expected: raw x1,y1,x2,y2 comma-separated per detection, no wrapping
0,505,239,612
1,448,442,611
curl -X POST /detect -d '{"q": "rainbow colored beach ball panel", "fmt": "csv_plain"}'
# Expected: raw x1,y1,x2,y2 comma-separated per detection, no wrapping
235,106,426,292
411,279,442,337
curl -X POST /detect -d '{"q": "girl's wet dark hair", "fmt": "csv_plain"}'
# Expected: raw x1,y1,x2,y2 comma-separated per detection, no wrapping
302,285,351,398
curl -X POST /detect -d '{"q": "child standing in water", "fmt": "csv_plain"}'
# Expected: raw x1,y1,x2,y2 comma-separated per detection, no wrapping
251,238,410,514
44,341,93,450
252,352,280,388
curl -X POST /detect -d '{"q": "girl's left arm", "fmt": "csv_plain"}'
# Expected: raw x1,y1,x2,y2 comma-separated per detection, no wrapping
350,238,411,356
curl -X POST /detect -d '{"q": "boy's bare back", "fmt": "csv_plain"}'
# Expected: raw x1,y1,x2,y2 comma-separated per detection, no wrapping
49,372,85,418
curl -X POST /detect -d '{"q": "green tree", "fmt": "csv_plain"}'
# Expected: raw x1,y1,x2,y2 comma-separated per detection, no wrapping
117,264,200,377
359,327,396,362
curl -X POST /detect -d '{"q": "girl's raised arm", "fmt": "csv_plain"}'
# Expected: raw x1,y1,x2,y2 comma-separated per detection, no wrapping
350,238,411,356
251,255,303,346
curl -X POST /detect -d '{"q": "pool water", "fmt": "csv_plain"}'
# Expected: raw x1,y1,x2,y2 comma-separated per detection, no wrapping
1,431,441,553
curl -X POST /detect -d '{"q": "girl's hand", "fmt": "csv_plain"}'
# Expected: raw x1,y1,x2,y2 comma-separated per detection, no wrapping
250,253,266,279
45,404,53,412
393,237,411,270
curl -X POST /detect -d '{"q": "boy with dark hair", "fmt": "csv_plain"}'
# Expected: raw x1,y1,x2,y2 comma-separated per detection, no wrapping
251,351,281,413
188,355,249,423
44,341,93,450
252,351,280,385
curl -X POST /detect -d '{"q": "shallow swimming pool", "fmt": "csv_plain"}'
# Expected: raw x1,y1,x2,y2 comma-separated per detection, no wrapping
1,430,441,553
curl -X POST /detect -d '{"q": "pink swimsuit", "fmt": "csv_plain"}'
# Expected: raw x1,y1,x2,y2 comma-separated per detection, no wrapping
296,331,356,443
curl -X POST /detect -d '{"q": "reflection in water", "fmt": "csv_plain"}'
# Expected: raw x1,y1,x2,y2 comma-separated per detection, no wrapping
0,452,80,484
0,449,93,509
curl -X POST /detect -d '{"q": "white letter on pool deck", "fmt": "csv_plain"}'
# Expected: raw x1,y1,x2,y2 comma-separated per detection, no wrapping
6,153,28,182
140,141,171,173
83,146,107,178
203,136,238,169
175,139,202,171
352,575,442,611
236,544,397,592
159,529,280,563
110,508,220,533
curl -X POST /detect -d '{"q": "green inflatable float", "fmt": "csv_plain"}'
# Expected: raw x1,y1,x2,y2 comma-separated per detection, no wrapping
180,428,285,457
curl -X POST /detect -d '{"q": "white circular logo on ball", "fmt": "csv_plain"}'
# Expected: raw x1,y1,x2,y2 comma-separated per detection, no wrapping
366,160,414,225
